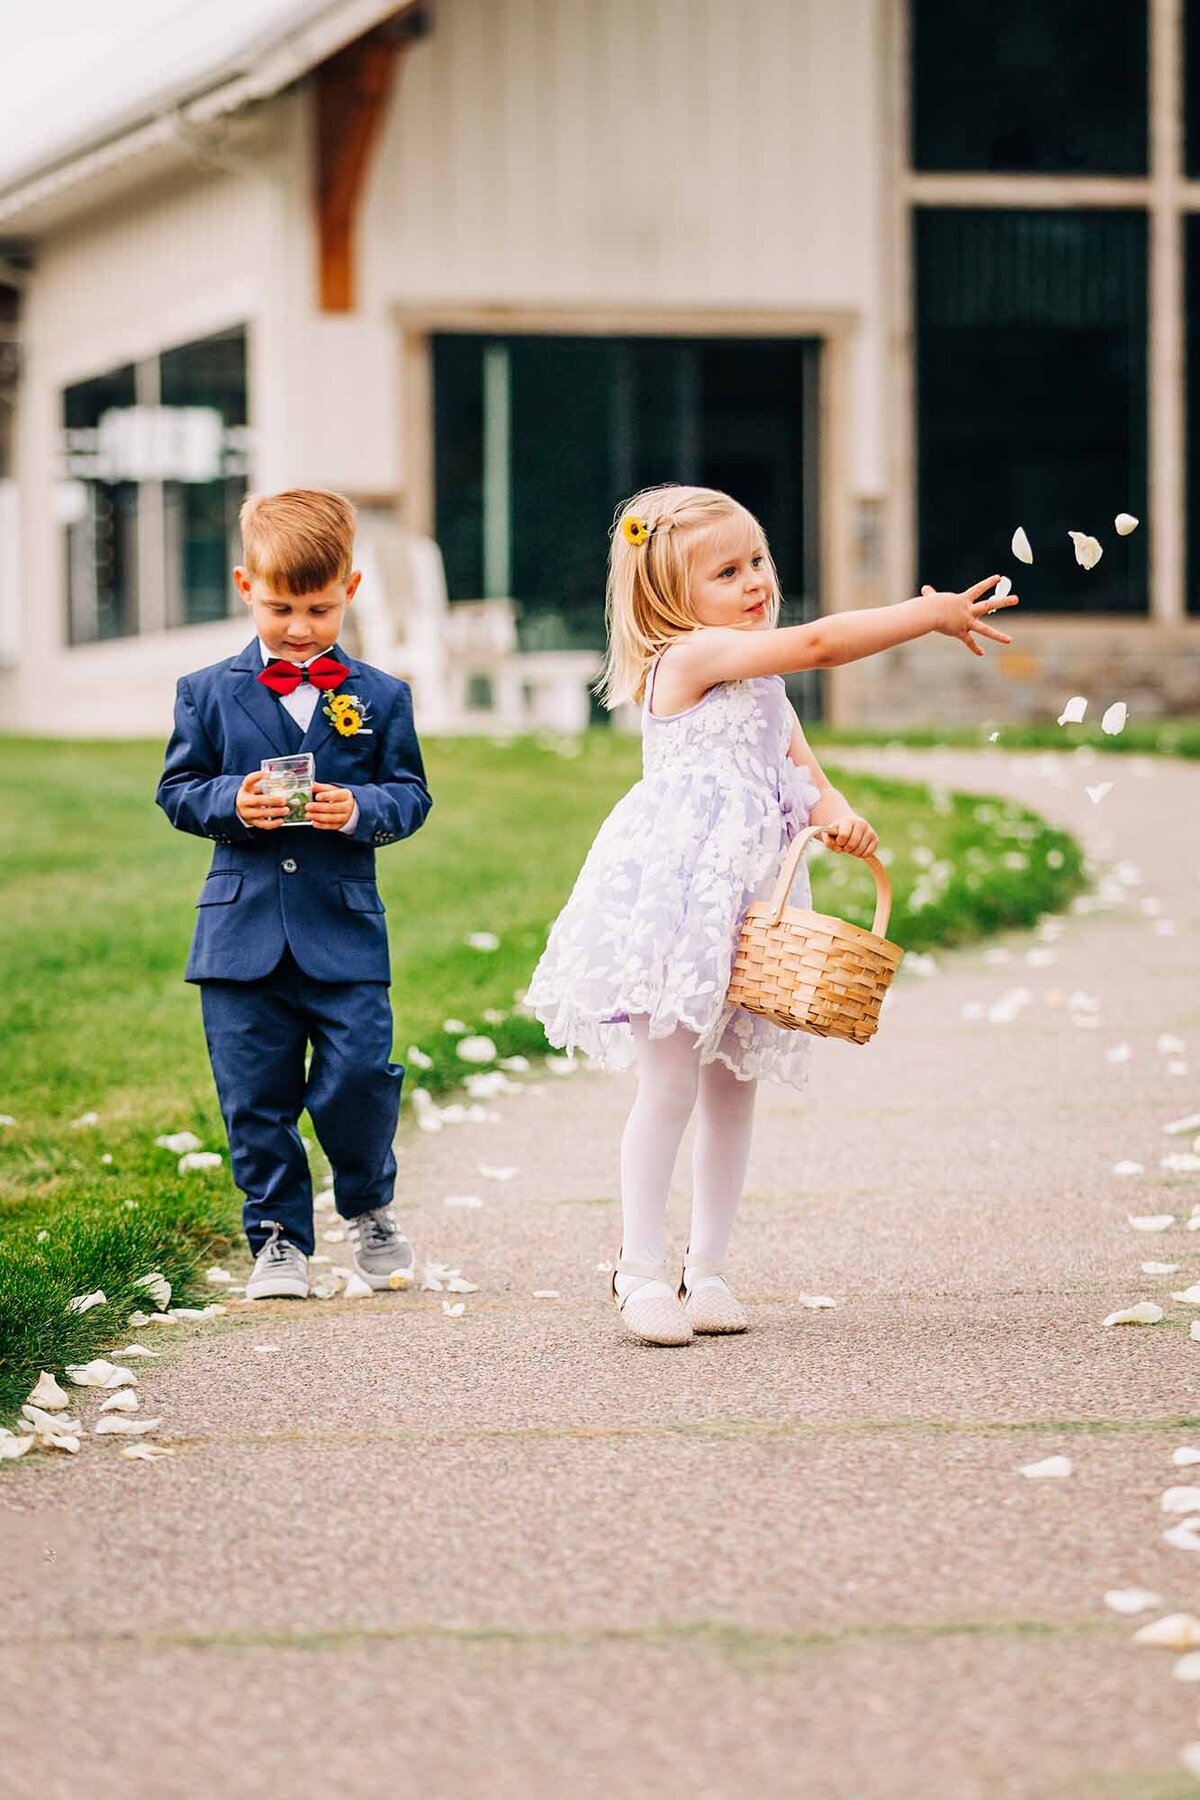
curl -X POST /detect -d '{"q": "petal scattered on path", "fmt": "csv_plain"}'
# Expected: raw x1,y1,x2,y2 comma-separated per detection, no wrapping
1105,1588,1163,1615
27,1372,70,1411
1019,1456,1073,1479
1103,1302,1164,1326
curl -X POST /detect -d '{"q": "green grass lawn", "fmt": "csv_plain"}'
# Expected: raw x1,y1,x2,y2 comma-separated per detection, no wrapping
0,731,1085,1419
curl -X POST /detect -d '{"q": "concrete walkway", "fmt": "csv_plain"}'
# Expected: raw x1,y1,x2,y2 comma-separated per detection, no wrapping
3,745,1200,1799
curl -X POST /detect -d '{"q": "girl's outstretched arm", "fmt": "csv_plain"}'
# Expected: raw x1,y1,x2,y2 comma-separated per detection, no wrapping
669,576,1017,700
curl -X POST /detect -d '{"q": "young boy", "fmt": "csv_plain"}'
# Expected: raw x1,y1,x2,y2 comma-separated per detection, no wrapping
157,488,431,1301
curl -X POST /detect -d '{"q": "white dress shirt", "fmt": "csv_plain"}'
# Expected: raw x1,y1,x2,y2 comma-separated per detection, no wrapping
251,639,359,835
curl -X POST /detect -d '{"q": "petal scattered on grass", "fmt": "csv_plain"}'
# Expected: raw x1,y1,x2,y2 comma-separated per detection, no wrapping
120,1443,175,1461
134,1272,172,1310
1105,1588,1163,1615
69,1111,100,1129
27,1372,70,1411
155,1131,202,1154
94,1416,161,1436
65,1360,137,1389
127,1311,151,1328
206,1266,233,1284
1019,1456,1073,1479
465,932,500,951
1012,526,1033,563
1127,1213,1174,1231
0,1437,34,1460
22,1404,83,1435
66,1290,107,1316
178,1151,222,1173
1103,1302,1164,1326
1057,695,1088,726
1114,513,1139,535
456,1035,498,1065
442,1018,468,1035
499,1055,531,1073
406,1046,433,1070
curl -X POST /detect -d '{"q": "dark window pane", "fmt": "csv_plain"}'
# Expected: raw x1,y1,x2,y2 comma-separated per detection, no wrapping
61,364,138,644
161,326,249,626
433,332,820,701
1187,1,1200,178
1185,217,1200,613
912,1,1148,174
915,209,1147,615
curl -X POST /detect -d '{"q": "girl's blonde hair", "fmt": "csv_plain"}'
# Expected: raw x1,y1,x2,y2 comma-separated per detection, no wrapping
596,484,782,709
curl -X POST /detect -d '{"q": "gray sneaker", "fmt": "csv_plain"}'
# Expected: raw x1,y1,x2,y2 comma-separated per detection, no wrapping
246,1221,309,1300
347,1206,415,1290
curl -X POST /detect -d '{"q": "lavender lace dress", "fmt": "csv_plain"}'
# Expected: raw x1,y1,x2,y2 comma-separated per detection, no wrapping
526,658,820,1087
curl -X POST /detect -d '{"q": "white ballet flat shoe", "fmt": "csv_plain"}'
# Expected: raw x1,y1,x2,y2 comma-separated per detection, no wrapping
680,1254,749,1335
612,1256,693,1347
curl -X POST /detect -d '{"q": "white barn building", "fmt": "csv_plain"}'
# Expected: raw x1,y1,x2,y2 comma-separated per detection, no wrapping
0,0,1197,738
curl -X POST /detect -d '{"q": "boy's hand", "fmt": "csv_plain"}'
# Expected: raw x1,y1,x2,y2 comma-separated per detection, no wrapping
236,770,288,830
308,783,356,830
820,815,879,859
922,576,1018,657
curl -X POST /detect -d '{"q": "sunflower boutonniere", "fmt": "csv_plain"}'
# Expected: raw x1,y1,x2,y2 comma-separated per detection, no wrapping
323,691,374,737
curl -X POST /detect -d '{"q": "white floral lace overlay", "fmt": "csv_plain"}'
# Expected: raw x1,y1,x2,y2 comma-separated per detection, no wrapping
526,672,821,1087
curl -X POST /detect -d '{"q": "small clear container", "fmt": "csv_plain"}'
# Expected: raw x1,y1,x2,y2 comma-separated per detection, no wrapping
260,753,315,826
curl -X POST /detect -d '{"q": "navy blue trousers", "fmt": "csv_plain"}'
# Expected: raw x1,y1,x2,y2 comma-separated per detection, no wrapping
200,950,403,1254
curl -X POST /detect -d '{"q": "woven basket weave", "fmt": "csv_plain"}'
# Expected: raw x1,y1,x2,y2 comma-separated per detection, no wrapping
727,826,903,1045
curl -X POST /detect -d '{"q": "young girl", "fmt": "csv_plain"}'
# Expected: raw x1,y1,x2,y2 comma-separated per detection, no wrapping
526,484,1017,1347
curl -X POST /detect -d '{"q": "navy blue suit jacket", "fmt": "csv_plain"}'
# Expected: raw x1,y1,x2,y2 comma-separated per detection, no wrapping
156,641,431,984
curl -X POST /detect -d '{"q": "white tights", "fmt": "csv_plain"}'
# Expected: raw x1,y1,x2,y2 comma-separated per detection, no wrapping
617,1018,758,1276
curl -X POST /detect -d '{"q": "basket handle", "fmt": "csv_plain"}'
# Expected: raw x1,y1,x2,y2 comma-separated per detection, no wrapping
764,826,894,936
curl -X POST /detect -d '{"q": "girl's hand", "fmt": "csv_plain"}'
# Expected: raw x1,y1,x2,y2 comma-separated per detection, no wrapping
923,576,1018,657
820,815,878,859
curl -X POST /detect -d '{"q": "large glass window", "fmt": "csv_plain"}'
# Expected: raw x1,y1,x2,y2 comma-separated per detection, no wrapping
59,326,249,643
161,327,249,626
433,334,819,652
911,1,1148,175
62,364,139,645
915,208,1148,614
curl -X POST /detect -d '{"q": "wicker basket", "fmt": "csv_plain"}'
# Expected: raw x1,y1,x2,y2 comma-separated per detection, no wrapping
727,826,903,1045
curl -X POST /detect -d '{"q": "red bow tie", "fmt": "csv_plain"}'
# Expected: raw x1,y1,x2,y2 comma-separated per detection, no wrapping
258,655,348,696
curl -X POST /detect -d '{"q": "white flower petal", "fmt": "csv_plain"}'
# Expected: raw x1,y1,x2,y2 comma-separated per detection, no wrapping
1102,1302,1164,1326
797,1294,838,1309
442,1300,466,1317
22,1404,83,1435
465,932,500,951
253,1344,279,1354
65,1359,137,1388
178,1151,222,1172
27,1372,70,1411
1174,1448,1200,1467
1114,1161,1146,1176
1114,512,1139,536
69,1111,100,1129
341,1272,373,1298
1164,1155,1200,1175
444,1194,484,1209
1165,1523,1200,1551
134,1272,172,1310
545,1056,578,1076
1175,1652,1200,1679
1142,1262,1180,1275
1106,1044,1132,1064
93,1416,161,1436
1159,1034,1188,1055
1105,1587,1163,1615
99,1391,139,1413
1165,1114,1200,1137
455,1035,497,1065
1011,526,1033,563
154,1131,202,1154
406,1046,433,1070
41,1433,81,1453
478,1164,517,1181
1068,531,1103,571
994,575,1012,598
1134,1613,1200,1647
499,1055,531,1073
1191,1321,1200,1341
66,1289,107,1315
1100,701,1128,736
1057,695,1088,726
127,1311,151,1328
533,1289,561,1299
442,1018,468,1035
1086,783,1113,805
445,1277,479,1294
1127,1213,1174,1231
120,1443,175,1461
0,1437,34,1460
1019,1455,1073,1479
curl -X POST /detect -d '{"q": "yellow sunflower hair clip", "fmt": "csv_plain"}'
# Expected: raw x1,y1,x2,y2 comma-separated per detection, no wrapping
621,514,652,547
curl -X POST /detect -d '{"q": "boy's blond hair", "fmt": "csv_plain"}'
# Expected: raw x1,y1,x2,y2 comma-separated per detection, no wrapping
239,488,357,595
596,484,782,709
